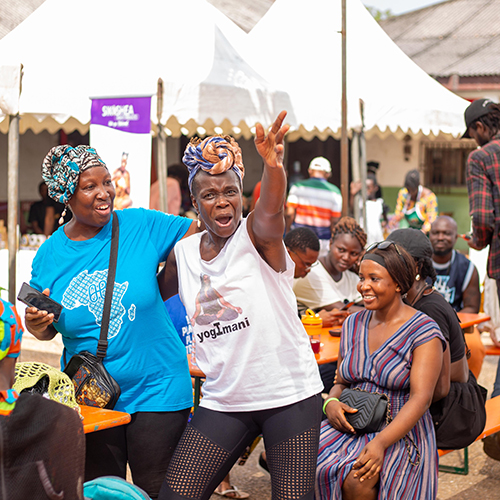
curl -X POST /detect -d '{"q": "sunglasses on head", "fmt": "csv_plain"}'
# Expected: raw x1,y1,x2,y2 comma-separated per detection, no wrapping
366,240,405,262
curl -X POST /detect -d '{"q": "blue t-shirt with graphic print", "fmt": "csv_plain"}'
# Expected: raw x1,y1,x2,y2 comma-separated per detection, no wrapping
30,208,193,414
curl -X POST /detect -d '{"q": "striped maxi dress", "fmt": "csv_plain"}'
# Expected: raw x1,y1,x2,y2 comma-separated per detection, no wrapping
315,309,445,499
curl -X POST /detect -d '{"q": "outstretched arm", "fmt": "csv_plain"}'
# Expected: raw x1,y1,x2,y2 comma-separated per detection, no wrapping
248,111,290,272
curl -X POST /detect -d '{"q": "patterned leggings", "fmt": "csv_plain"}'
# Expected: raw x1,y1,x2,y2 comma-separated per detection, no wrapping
158,394,322,500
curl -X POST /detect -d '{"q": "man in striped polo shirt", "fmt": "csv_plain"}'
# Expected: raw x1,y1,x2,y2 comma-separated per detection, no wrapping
286,156,342,256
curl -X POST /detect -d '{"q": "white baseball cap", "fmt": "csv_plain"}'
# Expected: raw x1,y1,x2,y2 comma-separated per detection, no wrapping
308,156,331,173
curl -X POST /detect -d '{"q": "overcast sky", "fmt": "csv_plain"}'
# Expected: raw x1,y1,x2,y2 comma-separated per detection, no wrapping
362,0,441,15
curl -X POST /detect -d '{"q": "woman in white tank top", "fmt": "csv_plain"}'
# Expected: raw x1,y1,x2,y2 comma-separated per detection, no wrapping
158,112,323,500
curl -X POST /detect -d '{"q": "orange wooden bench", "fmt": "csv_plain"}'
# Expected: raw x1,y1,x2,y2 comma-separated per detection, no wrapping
438,396,500,474
484,343,500,356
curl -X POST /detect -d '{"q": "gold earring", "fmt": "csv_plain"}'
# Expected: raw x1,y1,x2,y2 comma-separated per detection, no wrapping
415,274,421,281
197,215,201,228
59,206,67,225
396,287,401,292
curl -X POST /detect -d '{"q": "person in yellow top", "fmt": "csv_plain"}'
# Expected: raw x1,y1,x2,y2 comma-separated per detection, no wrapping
394,169,438,234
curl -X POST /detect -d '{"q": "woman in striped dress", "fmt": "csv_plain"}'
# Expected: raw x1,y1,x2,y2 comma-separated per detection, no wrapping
316,241,446,499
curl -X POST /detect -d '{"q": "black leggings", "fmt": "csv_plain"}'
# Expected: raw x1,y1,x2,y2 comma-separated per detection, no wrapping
159,394,322,500
85,408,190,499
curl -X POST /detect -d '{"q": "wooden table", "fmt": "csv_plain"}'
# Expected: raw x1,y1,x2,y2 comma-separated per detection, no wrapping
189,315,492,388
80,405,131,434
456,312,490,330
314,327,341,364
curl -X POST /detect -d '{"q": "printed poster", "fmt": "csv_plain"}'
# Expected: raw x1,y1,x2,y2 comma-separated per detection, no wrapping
90,96,152,209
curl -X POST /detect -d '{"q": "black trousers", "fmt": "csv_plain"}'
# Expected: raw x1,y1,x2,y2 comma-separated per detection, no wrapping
85,408,190,499
159,394,322,500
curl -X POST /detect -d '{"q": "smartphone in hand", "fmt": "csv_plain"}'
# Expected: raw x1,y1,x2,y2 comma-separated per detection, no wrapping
17,282,63,322
340,301,355,311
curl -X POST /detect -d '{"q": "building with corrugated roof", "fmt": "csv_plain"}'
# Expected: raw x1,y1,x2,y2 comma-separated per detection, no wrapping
377,0,500,236
380,0,500,101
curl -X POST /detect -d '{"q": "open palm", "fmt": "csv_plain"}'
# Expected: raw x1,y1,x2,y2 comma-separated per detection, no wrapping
254,110,289,169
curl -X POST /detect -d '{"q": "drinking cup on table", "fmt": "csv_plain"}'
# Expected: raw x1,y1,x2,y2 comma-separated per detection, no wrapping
301,309,322,355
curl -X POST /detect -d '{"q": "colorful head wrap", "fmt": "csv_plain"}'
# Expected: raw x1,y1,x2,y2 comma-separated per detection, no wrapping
41,145,106,205
183,136,244,192
0,298,23,362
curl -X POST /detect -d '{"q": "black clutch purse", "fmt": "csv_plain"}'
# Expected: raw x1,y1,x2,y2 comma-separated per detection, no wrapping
339,388,390,434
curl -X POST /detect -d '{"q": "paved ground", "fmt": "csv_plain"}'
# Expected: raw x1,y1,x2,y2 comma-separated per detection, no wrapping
18,332,500,500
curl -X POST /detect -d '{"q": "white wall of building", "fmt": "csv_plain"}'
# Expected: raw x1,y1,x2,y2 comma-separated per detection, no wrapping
365,134,420,188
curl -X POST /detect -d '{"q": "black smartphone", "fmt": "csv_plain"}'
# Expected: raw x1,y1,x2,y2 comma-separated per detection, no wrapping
17,282,63,322
340,301,355,311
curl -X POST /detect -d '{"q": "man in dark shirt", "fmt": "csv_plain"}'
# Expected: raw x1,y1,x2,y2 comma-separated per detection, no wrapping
430,216,481,313
429,215,485,378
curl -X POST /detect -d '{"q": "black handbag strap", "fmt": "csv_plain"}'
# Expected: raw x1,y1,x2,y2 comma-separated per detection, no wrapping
96,212,119,359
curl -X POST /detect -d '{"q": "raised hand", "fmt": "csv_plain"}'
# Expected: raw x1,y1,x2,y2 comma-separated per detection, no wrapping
254,110,290,169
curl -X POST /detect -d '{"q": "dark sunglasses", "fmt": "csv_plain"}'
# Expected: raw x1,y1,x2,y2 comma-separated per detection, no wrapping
366,240,405,262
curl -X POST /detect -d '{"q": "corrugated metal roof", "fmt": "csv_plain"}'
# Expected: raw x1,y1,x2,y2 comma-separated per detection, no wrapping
207,0,274,33
0,0,46,39
380,0,500,77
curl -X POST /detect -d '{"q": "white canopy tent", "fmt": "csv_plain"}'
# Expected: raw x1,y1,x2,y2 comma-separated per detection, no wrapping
0,0,292,138
241,0,469,141
0,0,469,141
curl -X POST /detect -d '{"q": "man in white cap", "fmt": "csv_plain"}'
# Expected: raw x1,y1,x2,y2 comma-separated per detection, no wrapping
286,156,342,256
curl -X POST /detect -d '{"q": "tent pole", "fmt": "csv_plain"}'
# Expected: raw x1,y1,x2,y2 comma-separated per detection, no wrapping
359,99,367,229
157,78,168,213
7,114,19,304
351,131,360,222
340,0,348,216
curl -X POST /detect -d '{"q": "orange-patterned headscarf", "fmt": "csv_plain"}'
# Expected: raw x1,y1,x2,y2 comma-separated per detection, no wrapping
183,136,244,192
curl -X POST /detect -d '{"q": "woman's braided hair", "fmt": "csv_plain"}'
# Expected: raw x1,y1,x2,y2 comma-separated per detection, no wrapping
331,216,367,249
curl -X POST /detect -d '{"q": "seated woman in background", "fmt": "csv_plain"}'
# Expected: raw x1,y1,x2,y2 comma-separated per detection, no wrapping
389,229,468,387
316,242,445,500
293,216,366,327
389,229,486,450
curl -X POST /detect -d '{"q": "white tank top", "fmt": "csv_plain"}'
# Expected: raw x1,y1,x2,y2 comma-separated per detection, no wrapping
175,218,323,412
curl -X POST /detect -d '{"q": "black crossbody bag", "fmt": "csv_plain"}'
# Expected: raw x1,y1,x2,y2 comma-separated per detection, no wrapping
63,213,121,409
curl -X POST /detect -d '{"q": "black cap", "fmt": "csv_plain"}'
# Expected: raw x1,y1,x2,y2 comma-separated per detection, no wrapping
387,229,432,259
463,98,495,138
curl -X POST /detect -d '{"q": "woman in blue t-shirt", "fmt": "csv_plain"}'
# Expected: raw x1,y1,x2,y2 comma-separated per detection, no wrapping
24,145,197,499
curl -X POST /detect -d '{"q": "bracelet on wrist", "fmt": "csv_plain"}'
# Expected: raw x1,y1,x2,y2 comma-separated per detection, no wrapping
322,397,339,414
